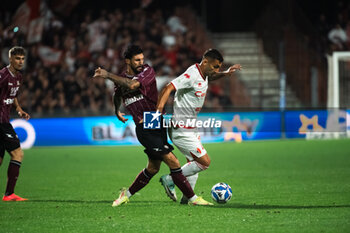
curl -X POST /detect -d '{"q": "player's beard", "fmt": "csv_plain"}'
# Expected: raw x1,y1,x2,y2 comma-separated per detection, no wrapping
131,65,143,74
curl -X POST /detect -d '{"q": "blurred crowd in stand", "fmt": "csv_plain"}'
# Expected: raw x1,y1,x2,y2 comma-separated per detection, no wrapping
315,1,350,53
0,3,232,117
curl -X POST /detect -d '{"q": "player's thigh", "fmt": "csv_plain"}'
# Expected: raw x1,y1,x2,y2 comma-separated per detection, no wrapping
0,123,21,160
171,130,207,161
0,142,5,165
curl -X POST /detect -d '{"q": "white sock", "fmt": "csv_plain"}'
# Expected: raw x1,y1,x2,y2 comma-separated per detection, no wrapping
181,161,204,176
126,190,132,198
187,173,199,190
188,195,197,202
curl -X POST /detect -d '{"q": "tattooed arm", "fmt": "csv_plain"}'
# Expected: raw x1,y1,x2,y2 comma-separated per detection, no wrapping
93,67,140,90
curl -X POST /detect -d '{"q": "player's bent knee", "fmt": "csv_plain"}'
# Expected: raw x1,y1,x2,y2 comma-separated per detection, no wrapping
202,157,211,168
195,154,211,168
195,161,209,170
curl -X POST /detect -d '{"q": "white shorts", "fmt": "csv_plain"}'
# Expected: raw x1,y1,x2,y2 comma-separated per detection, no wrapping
169,127,207,162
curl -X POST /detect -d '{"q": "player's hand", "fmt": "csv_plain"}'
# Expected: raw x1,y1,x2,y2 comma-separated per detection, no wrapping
116,111,128,123
18,110,30,120
226,64,242,74
93,67,108,79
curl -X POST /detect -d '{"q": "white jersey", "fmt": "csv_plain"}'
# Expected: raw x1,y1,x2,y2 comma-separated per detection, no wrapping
170,64,208,124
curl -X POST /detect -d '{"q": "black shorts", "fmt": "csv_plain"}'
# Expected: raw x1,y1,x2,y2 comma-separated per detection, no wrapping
0,123,21,158
135,123,174,160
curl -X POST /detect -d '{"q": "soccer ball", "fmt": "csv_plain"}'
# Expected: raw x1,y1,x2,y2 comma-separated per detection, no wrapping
211,182,232,204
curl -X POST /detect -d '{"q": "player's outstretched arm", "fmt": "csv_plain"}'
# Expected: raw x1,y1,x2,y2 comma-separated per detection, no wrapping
93,67,140,90
113,92,128,123
208,64,242,82
13,98,30,120
156,83,176,113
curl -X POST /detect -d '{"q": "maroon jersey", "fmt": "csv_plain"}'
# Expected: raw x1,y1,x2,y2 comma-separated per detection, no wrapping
115,64,158,123
0,67,22,123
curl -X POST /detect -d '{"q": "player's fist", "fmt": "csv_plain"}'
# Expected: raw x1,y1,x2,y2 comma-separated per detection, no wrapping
93,67,108,79
116,111,128,123
18,110,30,120
227,64,242,73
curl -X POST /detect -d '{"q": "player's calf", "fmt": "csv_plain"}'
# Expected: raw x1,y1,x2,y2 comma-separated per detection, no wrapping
10,147,24,162
0,144,5,165
170,167,195,200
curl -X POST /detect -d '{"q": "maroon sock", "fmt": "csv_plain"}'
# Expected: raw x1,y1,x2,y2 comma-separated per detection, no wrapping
5,160,21,196
170,168,195,199
128,168,154,195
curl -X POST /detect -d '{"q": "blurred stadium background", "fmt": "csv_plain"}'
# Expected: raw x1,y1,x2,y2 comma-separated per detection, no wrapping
1,1,350,232
1,0,349,112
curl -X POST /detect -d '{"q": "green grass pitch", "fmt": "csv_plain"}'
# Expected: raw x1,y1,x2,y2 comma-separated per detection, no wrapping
0,139,350,233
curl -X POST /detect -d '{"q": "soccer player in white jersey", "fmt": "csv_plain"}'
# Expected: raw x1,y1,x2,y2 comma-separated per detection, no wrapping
156,49,241,203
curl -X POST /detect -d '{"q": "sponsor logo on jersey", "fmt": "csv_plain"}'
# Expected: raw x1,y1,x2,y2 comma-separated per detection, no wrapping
195,91,206,97
124,94,144,106
3,98,14,105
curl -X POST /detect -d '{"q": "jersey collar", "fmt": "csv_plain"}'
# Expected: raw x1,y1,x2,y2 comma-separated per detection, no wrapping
195,63,206,81
6,65,16,77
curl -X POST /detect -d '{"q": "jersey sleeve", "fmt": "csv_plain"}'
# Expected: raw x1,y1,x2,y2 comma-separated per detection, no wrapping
170,72,195,90
0,71,7,86
134,65,156,87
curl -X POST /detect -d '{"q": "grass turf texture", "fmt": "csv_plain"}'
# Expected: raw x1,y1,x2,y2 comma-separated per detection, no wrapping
0,139,350,233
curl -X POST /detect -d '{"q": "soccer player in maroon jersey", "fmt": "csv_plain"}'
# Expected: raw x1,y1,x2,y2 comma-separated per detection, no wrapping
93,44,212,206
0,46,30,201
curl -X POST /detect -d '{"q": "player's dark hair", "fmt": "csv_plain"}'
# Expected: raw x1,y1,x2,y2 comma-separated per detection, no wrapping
203,49,223,62
9,46,26,57
124,44,143,59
